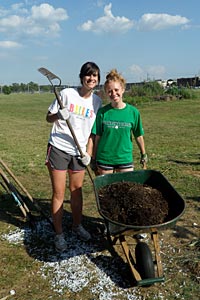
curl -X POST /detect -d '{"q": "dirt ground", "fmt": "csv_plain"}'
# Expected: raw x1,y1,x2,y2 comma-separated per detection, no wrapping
98,182,169,226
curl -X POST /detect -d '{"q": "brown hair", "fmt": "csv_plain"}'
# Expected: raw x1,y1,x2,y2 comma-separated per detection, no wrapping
104,69,126,90
79,62,100,85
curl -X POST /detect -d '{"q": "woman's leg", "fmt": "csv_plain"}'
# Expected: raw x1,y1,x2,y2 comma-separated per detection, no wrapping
97,168,114,175
48,165,67,234
68,170,85,226
116,167,134,173
98,166,133,174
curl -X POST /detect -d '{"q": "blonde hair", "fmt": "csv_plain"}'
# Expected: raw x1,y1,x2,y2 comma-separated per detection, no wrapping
104,69,126,90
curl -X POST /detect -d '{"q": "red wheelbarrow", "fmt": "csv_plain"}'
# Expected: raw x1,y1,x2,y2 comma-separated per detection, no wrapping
93,170,185,286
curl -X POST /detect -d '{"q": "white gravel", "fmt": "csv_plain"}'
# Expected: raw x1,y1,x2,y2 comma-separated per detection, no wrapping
2,221,141,300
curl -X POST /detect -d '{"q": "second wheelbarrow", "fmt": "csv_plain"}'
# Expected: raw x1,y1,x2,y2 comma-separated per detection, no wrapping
93,170,185,286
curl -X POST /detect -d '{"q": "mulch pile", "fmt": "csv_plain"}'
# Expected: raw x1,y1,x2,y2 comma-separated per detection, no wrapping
98,182,169,226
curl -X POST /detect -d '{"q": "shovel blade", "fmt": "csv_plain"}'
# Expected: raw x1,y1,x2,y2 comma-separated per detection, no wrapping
38,67,61,86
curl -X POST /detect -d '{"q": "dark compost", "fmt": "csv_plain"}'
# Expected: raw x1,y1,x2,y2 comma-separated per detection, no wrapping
98,182,169,226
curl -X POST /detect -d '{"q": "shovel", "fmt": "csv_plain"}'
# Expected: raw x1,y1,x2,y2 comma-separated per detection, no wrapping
38,67,94,182
0,166,37,229
0,158,54,230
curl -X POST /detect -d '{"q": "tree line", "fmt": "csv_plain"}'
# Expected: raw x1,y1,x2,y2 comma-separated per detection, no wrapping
1,80,197,102
0,82,52,94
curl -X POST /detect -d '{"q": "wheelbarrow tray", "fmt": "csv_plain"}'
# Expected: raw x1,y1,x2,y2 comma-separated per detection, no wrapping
93,170,185,286
93,169,185,231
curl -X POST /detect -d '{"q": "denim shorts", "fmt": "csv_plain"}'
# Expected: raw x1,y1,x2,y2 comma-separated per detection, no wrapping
45,144,85,171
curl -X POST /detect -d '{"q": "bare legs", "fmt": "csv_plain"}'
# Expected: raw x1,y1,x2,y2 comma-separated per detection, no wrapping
47,165,85,234
69,171,85,227
97,167,133,175
48,167,66,234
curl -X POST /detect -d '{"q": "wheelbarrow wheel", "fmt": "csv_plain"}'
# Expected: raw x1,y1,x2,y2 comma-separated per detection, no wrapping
135,241,155,280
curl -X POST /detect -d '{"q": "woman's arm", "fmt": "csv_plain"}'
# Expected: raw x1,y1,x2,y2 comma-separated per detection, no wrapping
86,134,95,157
135,135,148,168
135,135,146,155
46,111,59,123
93,135,100,160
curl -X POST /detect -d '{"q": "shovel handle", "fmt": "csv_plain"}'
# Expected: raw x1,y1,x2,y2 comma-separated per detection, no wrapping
53,87,94,182
0,158,33,201
0,167,28,218
0,158,54,229
54,87,84,157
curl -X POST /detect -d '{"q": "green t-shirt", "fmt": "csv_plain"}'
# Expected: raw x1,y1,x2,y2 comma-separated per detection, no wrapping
92,103,144,165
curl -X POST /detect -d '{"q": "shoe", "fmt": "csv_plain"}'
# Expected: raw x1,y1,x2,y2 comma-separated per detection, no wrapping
54,233,67,252
72,224,91,241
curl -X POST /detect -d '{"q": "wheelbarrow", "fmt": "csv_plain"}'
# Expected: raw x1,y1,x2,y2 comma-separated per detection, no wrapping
93,170,185,286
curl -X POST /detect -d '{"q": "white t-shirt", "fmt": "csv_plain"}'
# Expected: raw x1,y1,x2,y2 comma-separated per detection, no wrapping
48,88,102,156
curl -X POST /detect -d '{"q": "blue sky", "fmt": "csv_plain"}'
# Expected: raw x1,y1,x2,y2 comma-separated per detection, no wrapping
0,0,200,85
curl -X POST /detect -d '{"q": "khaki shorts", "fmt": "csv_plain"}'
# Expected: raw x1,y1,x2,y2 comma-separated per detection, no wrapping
45,144,85,171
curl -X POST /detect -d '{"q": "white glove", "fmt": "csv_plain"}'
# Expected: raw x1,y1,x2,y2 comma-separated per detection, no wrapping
57,108,70,120
79,152,91,166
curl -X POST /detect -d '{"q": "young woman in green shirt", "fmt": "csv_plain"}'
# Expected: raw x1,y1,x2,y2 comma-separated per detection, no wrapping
92,69,148,175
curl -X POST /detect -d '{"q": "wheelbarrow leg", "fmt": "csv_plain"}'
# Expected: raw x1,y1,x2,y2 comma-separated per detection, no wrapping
119,235,142,282
104,223,119,256
151,229,164,277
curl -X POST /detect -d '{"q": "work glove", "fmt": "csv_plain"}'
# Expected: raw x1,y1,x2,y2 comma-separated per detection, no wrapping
140,153,148,165
90,158,98,172
57,107,70,120
79,152,91,166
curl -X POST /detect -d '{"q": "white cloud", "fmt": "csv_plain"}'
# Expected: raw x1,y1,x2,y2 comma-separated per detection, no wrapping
0,41,22,48
147,65,166,78
0,3,68,38
79,4,190,34
0,8,8,17
129,64,144,76
11,3,28,14
31,3,67,22
129,64,166,81
79,3,134,34
0,15,25,31
138,13,190,31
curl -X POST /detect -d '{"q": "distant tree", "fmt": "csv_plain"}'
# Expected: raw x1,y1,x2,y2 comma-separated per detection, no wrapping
2,85,11,95
20,83,27,92
129,81,164,97
40,85,51,92
28,81,39,93
11,83,21,93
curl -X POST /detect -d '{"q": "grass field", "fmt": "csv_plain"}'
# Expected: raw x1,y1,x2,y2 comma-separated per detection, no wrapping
0,92,199,300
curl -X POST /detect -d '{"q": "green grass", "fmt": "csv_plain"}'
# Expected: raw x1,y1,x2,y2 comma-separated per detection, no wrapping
0,93,199,299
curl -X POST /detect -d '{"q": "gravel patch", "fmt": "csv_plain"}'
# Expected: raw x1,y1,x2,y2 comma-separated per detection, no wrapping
2,220,141,300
